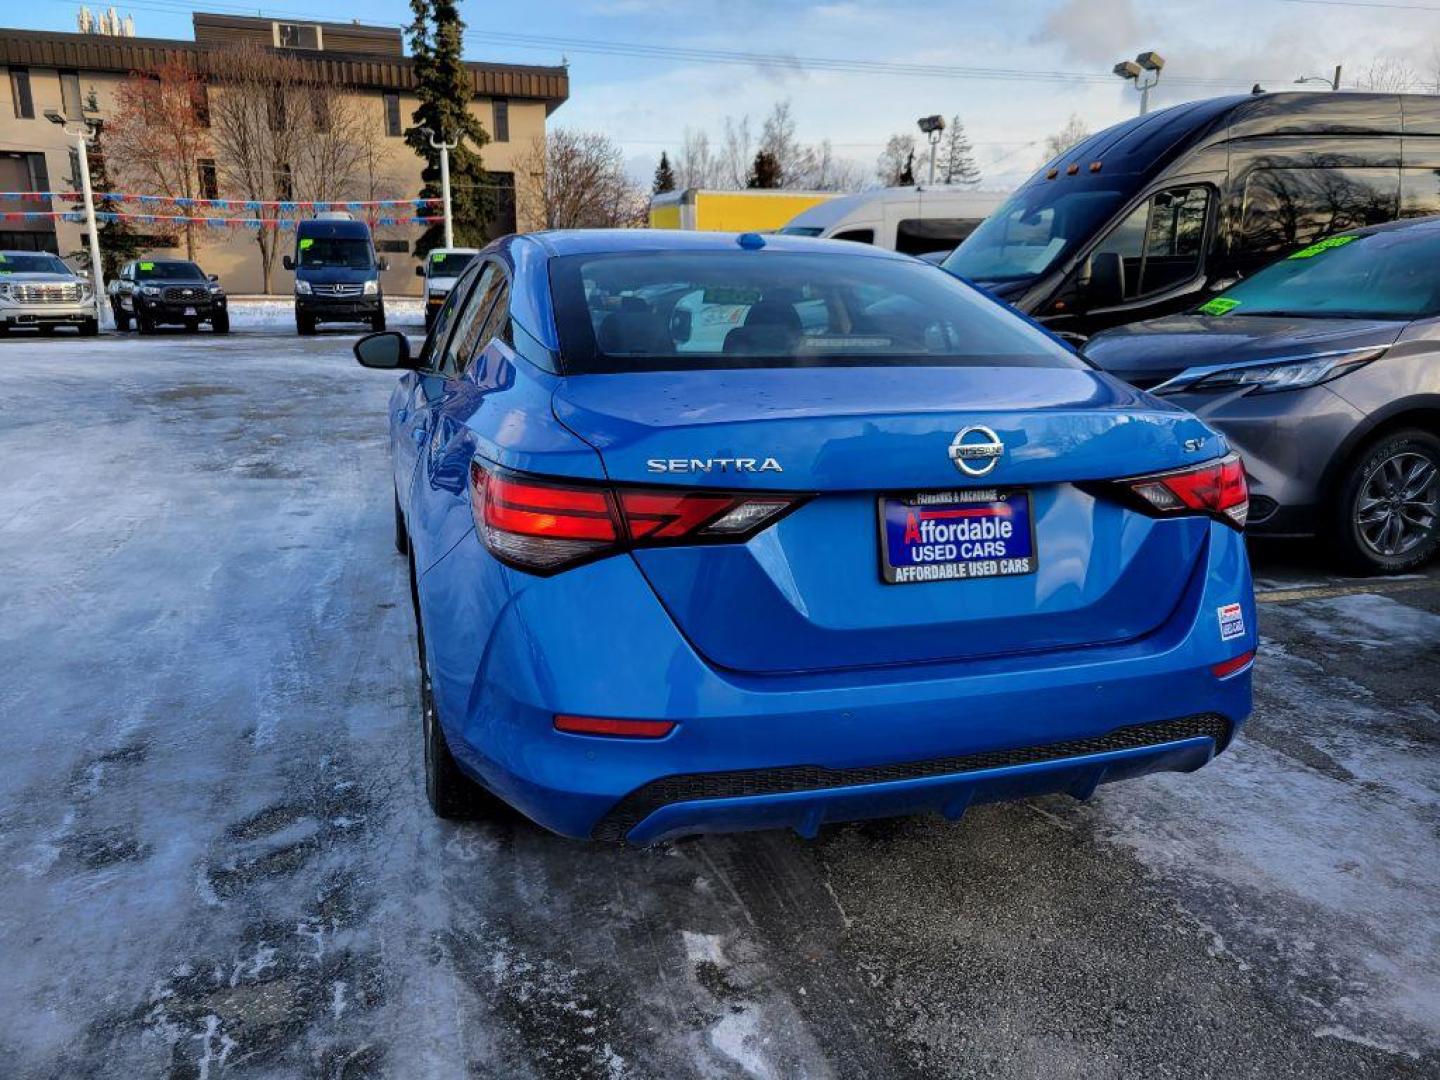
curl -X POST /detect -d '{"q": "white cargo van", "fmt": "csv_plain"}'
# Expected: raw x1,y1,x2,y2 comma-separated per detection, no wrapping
778,186,1006,256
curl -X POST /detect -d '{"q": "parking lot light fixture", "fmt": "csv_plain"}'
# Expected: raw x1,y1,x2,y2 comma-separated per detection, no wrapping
1295,65,1342,90
1114,52,1164,116
45,108,106,329
916,114,945,186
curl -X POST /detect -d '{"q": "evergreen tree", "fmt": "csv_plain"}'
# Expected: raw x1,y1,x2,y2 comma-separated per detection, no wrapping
404,0,493,254
941,115,981,187
66,120,145,279
898,149,916,187
652,151,677,194
746,149,782,189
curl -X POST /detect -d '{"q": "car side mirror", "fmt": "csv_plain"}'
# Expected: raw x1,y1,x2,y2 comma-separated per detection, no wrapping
415,265,425,277
1084,251,1125,308
208,273,219,282
378,257,390,272
354,330,414,370
282,255,295,271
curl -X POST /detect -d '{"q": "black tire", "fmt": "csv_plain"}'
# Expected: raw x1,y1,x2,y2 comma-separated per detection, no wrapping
394,492,410,556
370,312,387,333
410,558,483,820
212,313,230,334
297,315,316,336
1329,428,1440,575
78,318,99,337
137,316,155,334
114,310,131,332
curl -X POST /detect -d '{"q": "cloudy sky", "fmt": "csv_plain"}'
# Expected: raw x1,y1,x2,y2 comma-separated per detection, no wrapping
20,0,1439,186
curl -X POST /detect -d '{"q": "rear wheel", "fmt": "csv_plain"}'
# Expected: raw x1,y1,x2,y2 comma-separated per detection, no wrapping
297,314,316,336
1330,428,1440,574
114,309,131,332
370,312,386,333
137,315,155,334
212,312,230,334
78,318,99,337
410,558,484,820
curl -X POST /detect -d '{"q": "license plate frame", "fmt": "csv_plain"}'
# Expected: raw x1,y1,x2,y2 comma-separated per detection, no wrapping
876,488,1038,585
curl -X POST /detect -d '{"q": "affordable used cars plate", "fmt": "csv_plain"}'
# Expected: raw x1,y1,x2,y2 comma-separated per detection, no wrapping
879,489,1037,584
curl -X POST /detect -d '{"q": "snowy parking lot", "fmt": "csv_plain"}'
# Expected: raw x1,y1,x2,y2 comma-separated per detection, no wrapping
1,326,1437,1079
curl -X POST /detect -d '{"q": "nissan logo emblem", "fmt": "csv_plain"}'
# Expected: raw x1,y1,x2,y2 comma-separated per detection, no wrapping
949,425,1005,477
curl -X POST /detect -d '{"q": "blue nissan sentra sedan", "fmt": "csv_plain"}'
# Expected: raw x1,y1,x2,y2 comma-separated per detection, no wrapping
354,230,1256,844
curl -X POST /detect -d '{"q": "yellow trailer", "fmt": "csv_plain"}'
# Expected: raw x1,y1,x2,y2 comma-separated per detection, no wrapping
649,188,839,232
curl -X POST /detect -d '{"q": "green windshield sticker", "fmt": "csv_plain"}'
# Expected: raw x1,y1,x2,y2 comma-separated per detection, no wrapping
298,238,315,251
139,261,154,271
431,251,445,262
1199,297,1241,317
1288,234,1357,259
0,254,7,263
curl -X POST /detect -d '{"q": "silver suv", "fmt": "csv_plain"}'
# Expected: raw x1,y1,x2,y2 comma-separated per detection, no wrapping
0,251,99,336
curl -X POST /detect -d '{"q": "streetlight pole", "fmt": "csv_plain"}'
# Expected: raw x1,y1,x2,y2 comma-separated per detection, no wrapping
916,115,945,186
1295,66,1343,90
426,128,458,249
45,109,105,328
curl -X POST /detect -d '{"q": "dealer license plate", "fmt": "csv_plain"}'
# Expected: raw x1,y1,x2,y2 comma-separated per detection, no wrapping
184,306,197,316
879,489,1037,585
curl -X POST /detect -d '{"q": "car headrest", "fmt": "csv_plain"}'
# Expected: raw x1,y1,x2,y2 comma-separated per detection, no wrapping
743,299,802,334
598,311,672,355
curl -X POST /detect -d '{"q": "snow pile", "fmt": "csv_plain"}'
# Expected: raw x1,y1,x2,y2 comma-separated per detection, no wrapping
223,296,424,329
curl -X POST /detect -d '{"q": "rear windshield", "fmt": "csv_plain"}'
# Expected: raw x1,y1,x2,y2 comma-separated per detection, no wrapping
428,251,477,277
0,253,71,275
299,237,373,269
135,261,204,280
549,250,1084,375
1197,228,1440,321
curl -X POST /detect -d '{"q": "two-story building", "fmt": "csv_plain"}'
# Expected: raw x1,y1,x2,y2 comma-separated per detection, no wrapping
0,13,568,294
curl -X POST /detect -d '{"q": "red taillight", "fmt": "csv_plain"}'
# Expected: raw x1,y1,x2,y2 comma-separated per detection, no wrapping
470,462,804,574
1211,650,1255,678
1128,452,1249,528
554,714,675,738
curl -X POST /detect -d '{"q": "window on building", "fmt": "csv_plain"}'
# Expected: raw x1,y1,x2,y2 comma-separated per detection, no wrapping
191,83,210,128
278,163,293,202
268,87,286,132
198,159,219,201
10,68,34,120
276,22,321,49
60,71,83,120
383,92,401,137
492,97,509,142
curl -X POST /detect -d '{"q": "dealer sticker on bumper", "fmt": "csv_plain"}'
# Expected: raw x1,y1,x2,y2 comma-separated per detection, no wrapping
879,489,1036,585
1218,602,1246,641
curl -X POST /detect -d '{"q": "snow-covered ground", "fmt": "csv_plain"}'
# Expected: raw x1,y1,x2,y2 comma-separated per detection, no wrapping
0,333,1436,1078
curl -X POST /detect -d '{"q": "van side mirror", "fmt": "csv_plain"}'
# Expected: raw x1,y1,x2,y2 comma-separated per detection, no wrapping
377,257,390,271
282,255,295,271
415,265,425,277
1084,251,1125,308
354,330,414,370
208,273,219,282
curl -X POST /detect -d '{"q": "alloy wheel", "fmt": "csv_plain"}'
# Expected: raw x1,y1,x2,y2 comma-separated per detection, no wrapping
1355,450,1438,557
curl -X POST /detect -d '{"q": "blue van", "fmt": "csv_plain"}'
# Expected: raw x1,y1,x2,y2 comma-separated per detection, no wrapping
283,217,387,335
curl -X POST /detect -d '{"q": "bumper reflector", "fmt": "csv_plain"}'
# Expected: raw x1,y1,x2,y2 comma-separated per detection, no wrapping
1211,650,1255,679
554,715,675,739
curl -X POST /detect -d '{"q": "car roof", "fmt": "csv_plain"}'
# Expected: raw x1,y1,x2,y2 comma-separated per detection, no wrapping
521,228,916,260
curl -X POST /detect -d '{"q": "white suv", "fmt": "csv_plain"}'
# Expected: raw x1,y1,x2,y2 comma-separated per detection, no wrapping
0,251,99,336
416,248,479,329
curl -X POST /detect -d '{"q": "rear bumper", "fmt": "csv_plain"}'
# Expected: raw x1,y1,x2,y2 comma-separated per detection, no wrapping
418,521,1256,843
